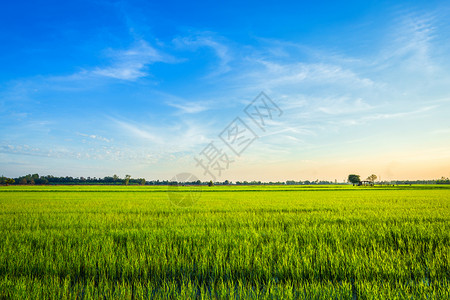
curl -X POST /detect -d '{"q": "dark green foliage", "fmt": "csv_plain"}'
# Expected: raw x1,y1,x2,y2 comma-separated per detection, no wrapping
348,174,361,184
436,177,450,184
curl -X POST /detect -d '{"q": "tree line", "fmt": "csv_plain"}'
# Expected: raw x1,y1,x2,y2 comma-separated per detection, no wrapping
0,175,340,186
347,174,450,185
1,174,449,186
0,174,146,185
436,176,450,184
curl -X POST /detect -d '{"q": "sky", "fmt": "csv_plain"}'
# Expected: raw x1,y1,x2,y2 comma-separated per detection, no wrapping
1,0,450,182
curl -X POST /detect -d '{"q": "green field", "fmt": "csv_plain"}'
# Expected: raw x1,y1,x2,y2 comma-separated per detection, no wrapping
0,185,449,299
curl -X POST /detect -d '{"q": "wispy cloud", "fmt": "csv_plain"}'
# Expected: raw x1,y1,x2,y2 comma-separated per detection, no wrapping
174,33,232,76
338,105,438,126
166,101,212,114
317,97,373,115
364,105,436,121
90,40,175,80
372,9,441,78
77,133,112,143
0,143,163,164
431,128,450,135
110,117,211,153
0,39,177,101
152,91,215,114
235,60,375,92
112,119,164,144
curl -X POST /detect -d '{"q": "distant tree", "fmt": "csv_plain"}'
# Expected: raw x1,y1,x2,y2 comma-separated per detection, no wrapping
348,174,361,185
208,180,214,187
1,177,15,185
436,176,450,184
124,175,131,185
223,180,230,185
35,177,48,185
367,174,377,183
103,176,114,183
19,178,27,185
139,178,146,185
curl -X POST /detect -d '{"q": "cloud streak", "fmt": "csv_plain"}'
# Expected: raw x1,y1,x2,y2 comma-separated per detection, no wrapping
90,40,175,80
174,33,232,76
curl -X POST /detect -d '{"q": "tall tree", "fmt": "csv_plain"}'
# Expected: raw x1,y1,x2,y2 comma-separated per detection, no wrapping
367,174,377,183
348,174,361,185
124,175,131,185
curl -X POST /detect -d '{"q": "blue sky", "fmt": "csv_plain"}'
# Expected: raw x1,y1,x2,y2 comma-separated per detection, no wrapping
1,0,450,181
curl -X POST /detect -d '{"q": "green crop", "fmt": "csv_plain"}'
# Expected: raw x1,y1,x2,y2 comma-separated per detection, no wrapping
0,185,449,299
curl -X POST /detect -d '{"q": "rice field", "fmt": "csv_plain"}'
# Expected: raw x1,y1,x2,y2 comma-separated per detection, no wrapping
0,185,449,299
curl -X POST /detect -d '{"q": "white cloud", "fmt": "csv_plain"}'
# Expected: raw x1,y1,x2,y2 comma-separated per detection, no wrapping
111,117,211,153
77,133,112,143
317,97,373,115
174,33,232,76
380,12,436,70
337,105,438,126
431,128,450,135
239,60,375,91
112,119,164,144
90,40,174,80
166,101,211,114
